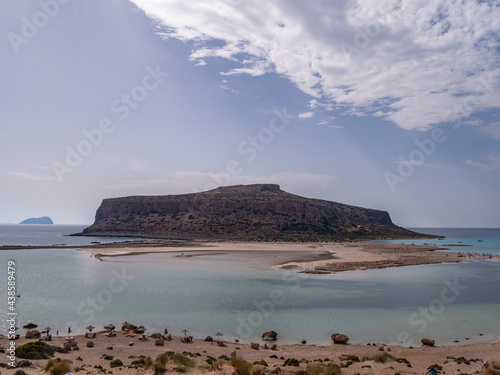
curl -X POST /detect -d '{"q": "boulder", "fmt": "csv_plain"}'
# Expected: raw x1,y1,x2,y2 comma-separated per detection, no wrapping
421,338,435,346
204,336,213,342
250,342,260,350
86,341,94,348
338,354,349,361
301,339,307,344
378,346,384,351
155,339,164,346
63,342,72,351
133,326,146,334
150,333,162,339
262,331,278,341
72,345,79,351
331,333,349,344
25,330,41,339
71,341,78,347
121,322,137,331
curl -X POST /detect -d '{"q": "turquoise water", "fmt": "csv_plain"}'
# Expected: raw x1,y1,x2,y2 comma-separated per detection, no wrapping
1,237,499,346
381,228,500,255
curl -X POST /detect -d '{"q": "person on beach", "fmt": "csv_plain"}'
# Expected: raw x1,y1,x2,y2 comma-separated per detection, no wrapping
482,360,489,371
68,327,71,335
426,367,438,375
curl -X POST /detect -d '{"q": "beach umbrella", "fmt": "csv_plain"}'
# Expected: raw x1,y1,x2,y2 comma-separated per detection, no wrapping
104,324,115,331
216,332,223,338
181,329,189,337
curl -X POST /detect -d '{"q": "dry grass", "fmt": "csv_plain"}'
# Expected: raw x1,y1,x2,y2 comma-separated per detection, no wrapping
230,356,253,375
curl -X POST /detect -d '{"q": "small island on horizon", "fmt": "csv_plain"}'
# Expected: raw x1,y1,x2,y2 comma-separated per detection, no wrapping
19,216,54,225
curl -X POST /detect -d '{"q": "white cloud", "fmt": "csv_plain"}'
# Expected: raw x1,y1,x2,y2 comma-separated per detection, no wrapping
98,170,337,196
131,0,500,131
298,111,314,119
4,170,56,181
466,154,500,171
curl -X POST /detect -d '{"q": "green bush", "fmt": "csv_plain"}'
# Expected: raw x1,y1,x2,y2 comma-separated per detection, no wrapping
109,359,123,368
16,342,54,359
396,358,412,367
153,361,166,374
170,353,195,368
284,358,300,367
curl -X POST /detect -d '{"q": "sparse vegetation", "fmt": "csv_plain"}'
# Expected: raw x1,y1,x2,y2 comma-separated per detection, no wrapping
284,358,300,367
230,356,253,375
361,353,397,363
16,342,55,359
305,363,342,375
109,359,123,368
46,360,71,375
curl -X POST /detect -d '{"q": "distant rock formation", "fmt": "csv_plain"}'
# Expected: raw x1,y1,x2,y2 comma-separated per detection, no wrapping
78,184,428,242
19,216,53,224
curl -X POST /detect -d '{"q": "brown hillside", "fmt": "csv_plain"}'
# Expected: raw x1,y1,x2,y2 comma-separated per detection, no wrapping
79,184,427,241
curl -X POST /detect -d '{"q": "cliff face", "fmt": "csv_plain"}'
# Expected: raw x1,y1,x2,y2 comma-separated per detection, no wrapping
81,184,424,241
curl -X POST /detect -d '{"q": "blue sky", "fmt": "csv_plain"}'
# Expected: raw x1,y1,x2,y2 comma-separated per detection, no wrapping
1,0,499,227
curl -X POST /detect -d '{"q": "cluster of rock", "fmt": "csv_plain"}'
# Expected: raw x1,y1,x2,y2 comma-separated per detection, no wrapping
63,338,80,351
121,322,146,334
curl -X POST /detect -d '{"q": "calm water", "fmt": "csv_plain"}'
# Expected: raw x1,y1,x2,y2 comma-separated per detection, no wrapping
0,227,499,346
0,224,148,246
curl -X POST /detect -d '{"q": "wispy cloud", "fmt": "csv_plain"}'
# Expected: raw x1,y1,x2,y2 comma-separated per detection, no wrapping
131,0,500,130
5,170,57,181
466,154,500,171
298,112,314,119
98,171,337,194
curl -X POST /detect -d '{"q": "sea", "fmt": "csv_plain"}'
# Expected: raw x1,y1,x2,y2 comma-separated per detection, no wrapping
0,225,499,347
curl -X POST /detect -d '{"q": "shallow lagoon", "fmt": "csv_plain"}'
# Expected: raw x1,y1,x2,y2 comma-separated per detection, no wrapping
1,246,499,346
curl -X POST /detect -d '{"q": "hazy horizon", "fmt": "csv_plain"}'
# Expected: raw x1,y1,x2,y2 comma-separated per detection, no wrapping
2,1,499,227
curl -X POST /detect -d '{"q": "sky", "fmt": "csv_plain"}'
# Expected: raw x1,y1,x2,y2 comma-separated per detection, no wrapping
1,0,499,227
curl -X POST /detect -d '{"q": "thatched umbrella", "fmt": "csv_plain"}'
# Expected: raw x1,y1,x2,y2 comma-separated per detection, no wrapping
181,329,189,337
215,332,223,340
104,324,115,332
86,325,95,332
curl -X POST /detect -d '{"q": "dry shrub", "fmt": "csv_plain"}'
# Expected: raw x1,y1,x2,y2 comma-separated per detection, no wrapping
48,361,71,375
230,356,252,375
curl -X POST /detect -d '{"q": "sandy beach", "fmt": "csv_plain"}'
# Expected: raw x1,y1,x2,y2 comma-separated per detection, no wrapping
2,331,499,374
77,241,482,274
